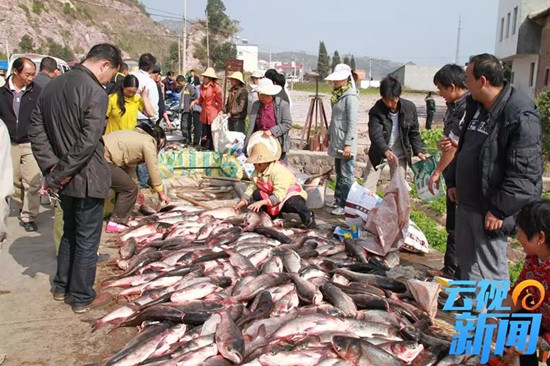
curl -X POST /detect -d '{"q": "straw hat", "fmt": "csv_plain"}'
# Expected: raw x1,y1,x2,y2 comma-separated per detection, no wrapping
228,71,245,84
201,67,218,79
246,142,278,164
255,78,282,96
325,63,352,81
251,70,264,78
246,131,282,160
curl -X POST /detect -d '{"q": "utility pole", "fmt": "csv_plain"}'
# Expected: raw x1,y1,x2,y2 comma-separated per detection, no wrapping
455,16,462,65
182,0,187,75
205,8,210,67
178,36,181,75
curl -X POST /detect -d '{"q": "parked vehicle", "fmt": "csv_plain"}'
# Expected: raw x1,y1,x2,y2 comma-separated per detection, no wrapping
6,53,71,76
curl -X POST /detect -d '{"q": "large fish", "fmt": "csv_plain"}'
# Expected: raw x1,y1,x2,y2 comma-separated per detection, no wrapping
331,336,403,366
215,312,245,364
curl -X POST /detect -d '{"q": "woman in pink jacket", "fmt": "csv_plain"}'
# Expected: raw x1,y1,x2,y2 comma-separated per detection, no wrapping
190,67,222,150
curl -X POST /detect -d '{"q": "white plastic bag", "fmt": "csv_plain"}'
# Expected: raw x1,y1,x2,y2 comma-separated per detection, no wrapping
344,182,383,227
411,154,445,202
401,219,430,254
211,114,246,155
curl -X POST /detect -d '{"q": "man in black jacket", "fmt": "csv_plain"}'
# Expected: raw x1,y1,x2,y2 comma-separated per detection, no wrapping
29,44,122,313
447,54,543,282
0,57,42,232
362,76,427,193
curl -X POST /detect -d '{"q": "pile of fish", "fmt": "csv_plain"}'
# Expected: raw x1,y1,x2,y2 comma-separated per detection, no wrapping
92,205,477,366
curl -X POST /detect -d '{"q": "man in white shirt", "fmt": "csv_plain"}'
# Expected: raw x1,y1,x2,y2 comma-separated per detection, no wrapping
131,53,159,123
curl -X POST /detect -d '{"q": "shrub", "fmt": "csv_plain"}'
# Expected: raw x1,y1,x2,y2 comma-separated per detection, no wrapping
420,128,444,154
536,91,550,162
32,0,45,15
509,260,524,283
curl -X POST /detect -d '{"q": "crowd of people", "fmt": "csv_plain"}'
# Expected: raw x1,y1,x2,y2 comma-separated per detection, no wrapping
0,44,548,362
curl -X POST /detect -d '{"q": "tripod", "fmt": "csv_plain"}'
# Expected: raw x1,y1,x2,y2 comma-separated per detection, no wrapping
300,74,329,151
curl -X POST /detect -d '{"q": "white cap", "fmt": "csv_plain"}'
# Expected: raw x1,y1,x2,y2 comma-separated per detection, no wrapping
251,70,264,78
325,63,352,81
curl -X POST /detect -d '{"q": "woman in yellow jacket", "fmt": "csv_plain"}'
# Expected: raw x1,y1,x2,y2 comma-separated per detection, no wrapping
103,123,170,233
105,75,155,134
234,142,315,228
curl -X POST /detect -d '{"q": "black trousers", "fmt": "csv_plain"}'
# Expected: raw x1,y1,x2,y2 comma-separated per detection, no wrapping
228,119,246,134
181,112,192,144
109,164,138,223
444,191,458,276
201,123,214,150
426,111,434,130
53,195,104,306
252,190,311,225
192,112,202,146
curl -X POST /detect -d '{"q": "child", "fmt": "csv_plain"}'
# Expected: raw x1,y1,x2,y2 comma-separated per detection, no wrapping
234,142,315,228
501,199,550,365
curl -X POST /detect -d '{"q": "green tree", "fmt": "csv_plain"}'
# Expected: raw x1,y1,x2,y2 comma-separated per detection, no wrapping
343,55,350,66
193,0,239,69
46,38,74,61
19,35,34,53
166,41,179,72
536,91,550,161
331,50,340,71
317,41,330,78
350,55,356,70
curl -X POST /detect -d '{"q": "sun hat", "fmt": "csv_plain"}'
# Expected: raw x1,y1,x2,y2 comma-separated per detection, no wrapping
246,142,278,164
251,70,264,78
255,78,282,96
246,131,282,160
228,71,245,84
201,67,218,79
325,63,352,81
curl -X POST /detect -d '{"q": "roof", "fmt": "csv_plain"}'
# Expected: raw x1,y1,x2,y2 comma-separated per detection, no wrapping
529,5,550,24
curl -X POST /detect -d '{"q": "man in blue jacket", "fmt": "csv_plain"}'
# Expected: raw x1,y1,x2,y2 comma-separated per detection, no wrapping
446,53,543,282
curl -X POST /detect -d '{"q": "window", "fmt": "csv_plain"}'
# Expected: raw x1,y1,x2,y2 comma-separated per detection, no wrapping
512,7,518,35
529,62,535,87
545,69,549,86
500,17,505,41
506,12,511,38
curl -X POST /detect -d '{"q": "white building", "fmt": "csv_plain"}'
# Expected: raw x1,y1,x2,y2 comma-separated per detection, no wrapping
388,65,440,92
236,40,258,72
495,0,550,98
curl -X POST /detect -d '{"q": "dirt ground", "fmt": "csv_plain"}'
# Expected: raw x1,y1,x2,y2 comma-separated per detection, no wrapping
0,90,453,366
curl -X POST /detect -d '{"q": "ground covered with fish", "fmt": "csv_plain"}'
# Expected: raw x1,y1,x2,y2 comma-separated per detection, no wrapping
77,203,476,366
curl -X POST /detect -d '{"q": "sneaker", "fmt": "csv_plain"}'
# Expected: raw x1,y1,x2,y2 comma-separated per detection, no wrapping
20,221,38,232
72,293,112,314
325,200,338,208
331,207,345,216
53,292,68,301
105,221,128,234
305,211,316,229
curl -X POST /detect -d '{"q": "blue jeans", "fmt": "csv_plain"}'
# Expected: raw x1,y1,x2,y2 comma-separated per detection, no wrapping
137,164,150,188
334,157,355,208
53,195,104,305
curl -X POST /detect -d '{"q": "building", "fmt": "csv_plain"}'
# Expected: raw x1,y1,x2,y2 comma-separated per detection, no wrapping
494,0,550,98
388,65,440,92
530,6,550,94
236,40,258,72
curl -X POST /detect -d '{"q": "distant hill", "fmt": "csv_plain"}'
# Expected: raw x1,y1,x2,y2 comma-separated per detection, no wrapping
0,0,176,63
258,51,404,79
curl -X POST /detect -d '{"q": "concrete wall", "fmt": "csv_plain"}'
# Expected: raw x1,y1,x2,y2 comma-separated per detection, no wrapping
512,54,539,97
389,65,439,92
236,44,258,72
496,0,521,58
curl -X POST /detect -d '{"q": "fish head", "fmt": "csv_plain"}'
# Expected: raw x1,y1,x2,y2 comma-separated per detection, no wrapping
219,343,243,364
331,335,362,361
391,341,424,363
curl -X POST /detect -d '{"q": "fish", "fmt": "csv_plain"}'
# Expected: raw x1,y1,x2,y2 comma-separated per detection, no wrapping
215,312,245,364
331,336,403,366
232,273,290,302
254,226,292,243
320,282,357,317
119,238,137,259
236,291,274,328
377,340,424,363
289,273,323,305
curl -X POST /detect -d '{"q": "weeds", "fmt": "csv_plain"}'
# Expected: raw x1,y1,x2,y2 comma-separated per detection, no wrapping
509,260,524,284
409,209,447,253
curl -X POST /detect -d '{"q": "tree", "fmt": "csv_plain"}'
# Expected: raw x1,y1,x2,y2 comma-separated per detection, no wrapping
317,41,330,78
343,55,350,66
331,50,341,70
46,38,74,61
19,35,34,53
193,0,239,69
350,55,356,70
166,41,179,72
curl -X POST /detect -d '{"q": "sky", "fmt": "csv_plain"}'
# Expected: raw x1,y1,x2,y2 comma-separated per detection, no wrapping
140,0,499,66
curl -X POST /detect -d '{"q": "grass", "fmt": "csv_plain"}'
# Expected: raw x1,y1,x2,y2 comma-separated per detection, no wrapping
410,208,447,253
291,124,304,130
543,193,550,200
509,260,524,284
291,82,379,95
